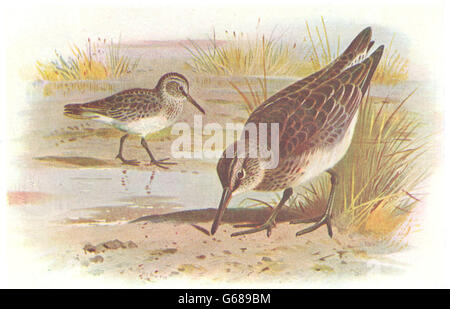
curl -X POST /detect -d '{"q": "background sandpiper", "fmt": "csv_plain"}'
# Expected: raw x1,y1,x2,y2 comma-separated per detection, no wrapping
64,72,205,169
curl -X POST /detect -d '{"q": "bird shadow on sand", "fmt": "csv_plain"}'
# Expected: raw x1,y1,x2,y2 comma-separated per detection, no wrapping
35,156,110,167
130,206,325,229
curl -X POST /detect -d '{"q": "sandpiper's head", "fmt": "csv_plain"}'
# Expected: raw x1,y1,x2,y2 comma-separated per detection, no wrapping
211,141,264,235
157,72,205,114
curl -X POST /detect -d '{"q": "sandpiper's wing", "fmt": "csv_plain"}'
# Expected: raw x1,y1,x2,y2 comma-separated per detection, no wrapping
247,45,384,156
251,27,374,116
64,88,161,121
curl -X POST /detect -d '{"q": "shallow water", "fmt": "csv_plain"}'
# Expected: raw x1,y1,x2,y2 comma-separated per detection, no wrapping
8,166,277,223
8,42,442,226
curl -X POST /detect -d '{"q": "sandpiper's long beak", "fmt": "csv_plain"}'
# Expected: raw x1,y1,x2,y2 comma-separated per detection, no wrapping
184,91,205,114
211,188,232,235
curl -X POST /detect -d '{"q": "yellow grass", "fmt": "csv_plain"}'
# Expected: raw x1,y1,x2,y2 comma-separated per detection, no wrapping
229,78,268,114
184,22,310,77
304,17,341,72
185,18,409,86
35,37,140,81
296,20,409,85
372,35,409,85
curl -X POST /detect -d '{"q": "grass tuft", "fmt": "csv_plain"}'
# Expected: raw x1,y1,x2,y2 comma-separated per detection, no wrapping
35,37,140,81
304,17,341,72
185,18,409,86
372,34,409,85
183,23,310,77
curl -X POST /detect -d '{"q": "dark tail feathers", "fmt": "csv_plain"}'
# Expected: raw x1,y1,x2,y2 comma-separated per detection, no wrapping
360,45,384,95
341,27,373,62
64,103,95,119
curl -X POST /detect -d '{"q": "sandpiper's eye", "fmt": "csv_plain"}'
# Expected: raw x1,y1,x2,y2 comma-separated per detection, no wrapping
178,85,184,92
237,170,245,179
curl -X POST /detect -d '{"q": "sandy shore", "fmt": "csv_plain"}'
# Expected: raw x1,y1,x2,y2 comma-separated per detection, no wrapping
6,204,407,288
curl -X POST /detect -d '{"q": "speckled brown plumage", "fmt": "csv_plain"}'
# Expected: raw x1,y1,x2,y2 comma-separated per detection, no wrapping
247,31,384,192
63,72,205,168
248,28,380,155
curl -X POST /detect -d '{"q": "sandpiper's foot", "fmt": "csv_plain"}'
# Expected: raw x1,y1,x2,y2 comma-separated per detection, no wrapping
148,158,177,169
231,187,293,238
116,155,140,166
231,218,277,238
291,214,333,238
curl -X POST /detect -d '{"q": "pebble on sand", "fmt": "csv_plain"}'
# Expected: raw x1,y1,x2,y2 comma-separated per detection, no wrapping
89,255,104,263
83,239,138,254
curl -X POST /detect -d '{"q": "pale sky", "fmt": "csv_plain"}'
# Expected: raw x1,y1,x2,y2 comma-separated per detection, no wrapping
1,0,446,81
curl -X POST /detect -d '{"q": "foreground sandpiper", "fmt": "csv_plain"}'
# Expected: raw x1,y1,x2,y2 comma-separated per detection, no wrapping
211,27,384,237
64,72,205,168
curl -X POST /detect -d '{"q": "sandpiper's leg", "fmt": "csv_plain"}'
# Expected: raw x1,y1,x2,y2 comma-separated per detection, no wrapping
292,169,337,238
115,134,140,165
231,187,293,238
140,138,177,169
